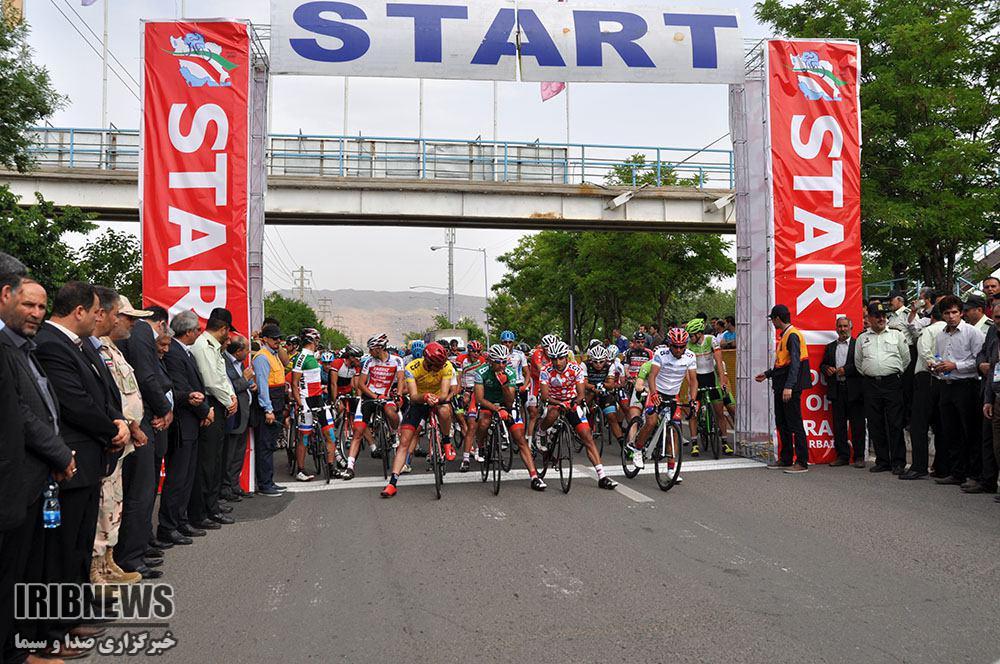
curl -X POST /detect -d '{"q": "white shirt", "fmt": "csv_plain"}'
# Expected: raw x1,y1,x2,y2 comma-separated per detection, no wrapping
934,321,985,381
47,320,82,346
651,347,696,396
507,349,527,384
834,339,850,380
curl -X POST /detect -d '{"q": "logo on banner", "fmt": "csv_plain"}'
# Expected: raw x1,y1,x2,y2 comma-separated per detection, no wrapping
790,51,845,101
168,32,237,87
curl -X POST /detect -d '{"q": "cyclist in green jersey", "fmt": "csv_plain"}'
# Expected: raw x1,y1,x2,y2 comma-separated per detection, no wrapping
470,345,546,491
686,318,734,456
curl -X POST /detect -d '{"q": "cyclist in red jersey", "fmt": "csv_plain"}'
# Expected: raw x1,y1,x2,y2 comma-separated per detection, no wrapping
342,334,404,480
526,334,560,448
456,340,487,468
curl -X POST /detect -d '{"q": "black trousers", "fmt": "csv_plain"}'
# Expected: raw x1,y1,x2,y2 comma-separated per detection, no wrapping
831,394,865,462
189,402,225,523
774,388,808,466
158,424,199,537
863,374,905,470
254,420,279,490
979,401,997,490
901,345,917,428
115,421,156,571
2,499,44,663
909,371,941,474
937,378,981,481
221,430,247,498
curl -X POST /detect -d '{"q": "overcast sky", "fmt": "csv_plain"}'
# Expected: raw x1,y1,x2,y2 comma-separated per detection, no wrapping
25,0,767,297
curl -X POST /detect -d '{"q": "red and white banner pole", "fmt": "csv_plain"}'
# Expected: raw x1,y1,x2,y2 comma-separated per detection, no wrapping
766,39,863,464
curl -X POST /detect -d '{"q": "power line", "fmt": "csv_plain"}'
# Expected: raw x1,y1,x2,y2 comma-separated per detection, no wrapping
271,228,300,274
263,235,295,276
59,0,141,90
48,0,141,102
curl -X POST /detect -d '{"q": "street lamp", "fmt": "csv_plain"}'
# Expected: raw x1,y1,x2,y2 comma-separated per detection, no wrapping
430,244,491,346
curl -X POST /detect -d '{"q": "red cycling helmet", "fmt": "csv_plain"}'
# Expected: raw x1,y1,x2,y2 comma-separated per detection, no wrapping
666,327,689,346
423,341,448,366
468,340,484,353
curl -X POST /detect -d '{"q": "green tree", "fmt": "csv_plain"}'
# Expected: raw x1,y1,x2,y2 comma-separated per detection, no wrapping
0,186,95,295
605,153,706,188
755,0,1000,291
0,3,64,172
77,230,142,303
263,292,350,348
667,288,736,326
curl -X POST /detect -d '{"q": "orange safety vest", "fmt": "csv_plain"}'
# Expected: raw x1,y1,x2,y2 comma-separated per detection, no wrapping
254,347,285,388
774,325,808,367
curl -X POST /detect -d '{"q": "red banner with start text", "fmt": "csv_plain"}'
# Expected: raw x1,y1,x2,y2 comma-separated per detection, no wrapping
767,40,863,463
141,20,251,334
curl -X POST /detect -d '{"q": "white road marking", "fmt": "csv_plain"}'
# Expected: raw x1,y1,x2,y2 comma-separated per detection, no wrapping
279,457,762,494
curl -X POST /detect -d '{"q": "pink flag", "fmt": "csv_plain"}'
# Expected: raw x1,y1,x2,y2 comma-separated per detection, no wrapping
540,81,566,101
81,0,98,5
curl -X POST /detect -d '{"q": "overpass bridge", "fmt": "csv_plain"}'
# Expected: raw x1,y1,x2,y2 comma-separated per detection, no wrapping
2,127,736,233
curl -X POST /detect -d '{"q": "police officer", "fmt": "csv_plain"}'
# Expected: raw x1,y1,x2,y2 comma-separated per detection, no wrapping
855,301,910,474
755,304,810,474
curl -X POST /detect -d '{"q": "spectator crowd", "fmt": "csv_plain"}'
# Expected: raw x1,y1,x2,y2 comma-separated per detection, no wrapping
0,251,281,663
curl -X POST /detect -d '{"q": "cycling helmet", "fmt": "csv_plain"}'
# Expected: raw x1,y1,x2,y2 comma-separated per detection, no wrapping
301,328,321,344
606,344,619,358
516,342,531,354
423,341,448,366
285,335,300,347
546,340,570,359
588,345,608,362
500,330,516,342
320,351,335,363
468,340,484,353
667,327,690,346
588,338,602,350
367,333,388,349
686,318,706,335
387,345,399,355
541,333,560,348
487,344,510,362
410,339,426,358
633,330,646,341
342,344,363,359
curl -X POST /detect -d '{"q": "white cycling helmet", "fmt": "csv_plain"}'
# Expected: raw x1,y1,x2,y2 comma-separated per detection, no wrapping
367,333,388,349
541,334,560,349
546,340,570,359
589,345,608,362
487,344,510,362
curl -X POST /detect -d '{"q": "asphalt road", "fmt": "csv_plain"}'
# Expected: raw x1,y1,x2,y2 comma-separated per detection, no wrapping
99,451,1000,664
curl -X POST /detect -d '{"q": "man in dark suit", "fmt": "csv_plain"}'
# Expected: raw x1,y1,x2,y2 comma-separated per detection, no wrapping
116,304,175,569
221,335,254,503
821,316,866,467
33,281,130,646
0,262,78,660
158,310,213,543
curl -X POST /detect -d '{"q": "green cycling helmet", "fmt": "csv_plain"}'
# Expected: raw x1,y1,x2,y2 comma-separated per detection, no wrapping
685,318,705,335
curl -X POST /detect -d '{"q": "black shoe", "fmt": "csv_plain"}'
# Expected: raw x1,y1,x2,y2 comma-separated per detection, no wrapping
166,531,194,545
959,479,978,490
961,483,987,494
413,447,428,458
531,476,547,491
828,458,849,467
209,513,235,525
891,466,905,475
934,475,964,485
145,547,165,559
134,566,163,580
193,520,222,530
370,448,382,459
459,459,470,472
217,504,234,514
341,468,355,481
598,476,618,490
234,489,252,498
177,524,206,538
143,557,163,568
993,495,1000,503
223,493,243,503
869,465,892,473
899,469,928,480
148,538,174,550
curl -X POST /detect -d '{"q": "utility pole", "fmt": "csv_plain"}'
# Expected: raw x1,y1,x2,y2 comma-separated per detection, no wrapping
293,266,312,302
101,0,109,131
446,228,455,324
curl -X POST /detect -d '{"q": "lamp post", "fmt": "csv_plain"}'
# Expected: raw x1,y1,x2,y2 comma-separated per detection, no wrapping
430,245,490,346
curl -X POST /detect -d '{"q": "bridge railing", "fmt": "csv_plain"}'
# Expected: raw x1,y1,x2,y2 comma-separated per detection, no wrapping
26,127,734,189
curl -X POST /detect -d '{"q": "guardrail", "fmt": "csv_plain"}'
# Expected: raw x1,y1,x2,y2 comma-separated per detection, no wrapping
26,127,735,189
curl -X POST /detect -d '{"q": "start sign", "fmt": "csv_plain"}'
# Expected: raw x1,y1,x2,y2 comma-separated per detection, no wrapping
270,0,744,83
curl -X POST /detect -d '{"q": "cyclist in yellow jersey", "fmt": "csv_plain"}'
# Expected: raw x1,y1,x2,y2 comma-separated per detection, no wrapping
381,342,456,497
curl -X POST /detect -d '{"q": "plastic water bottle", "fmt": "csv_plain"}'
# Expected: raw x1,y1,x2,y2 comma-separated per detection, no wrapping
42,481,61,529
935,354,951,377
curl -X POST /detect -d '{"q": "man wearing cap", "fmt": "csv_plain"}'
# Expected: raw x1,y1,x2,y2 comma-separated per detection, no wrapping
755,304,811,473
252,324,287,496
855,301,910,473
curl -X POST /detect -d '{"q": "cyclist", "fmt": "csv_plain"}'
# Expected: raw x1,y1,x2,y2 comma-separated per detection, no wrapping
582,344,625,448
402,338,425,365
621,331,653,406
290,328,342,481
456,341,487,456
537,340,618,490
381,342,456,498
342,334,404,480
631,327,698,473
468,344,547,491
500,331,527,399
685,318,734,456
526,334,559,448
329,344,363,423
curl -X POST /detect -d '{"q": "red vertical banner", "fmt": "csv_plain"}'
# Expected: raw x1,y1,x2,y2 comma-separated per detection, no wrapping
767,40,863,464
141,21,251,335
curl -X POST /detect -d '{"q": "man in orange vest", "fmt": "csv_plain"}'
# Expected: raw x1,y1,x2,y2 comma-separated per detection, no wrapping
252,324,288,496
755,304,811,473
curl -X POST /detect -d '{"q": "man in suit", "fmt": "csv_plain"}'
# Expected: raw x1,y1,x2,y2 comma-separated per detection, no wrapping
820,316,866,467
159,310,213,543
116,304,175,568
221,335,255,503
33,282,130,647
0,261,77,661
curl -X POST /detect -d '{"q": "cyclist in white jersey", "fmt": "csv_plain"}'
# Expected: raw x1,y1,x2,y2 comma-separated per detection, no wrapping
631,328,698,471
685,318,734,455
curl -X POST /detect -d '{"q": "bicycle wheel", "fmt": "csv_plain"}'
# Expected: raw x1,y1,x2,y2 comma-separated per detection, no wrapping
500,421,513,472
654,421,683,491
430,430,443,499
625,415,642,449
557,426,573,494
336,410,351,464
377,421,392,480
706,409,721,460
490,425,502,496
593,408,606,458
621,432,641,479
480,424,490,483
